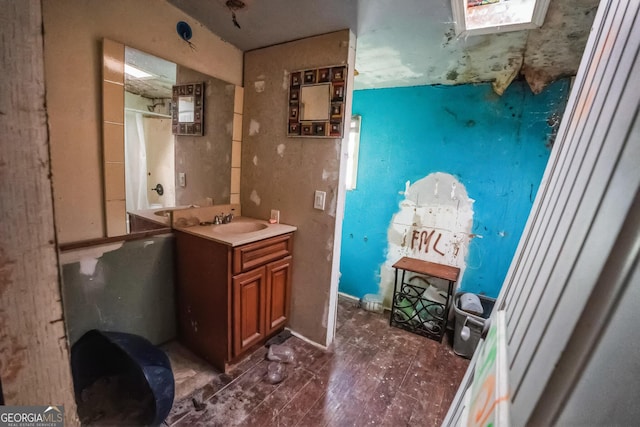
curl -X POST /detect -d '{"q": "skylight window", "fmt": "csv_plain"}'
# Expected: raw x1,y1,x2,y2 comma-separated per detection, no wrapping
452,0,551,36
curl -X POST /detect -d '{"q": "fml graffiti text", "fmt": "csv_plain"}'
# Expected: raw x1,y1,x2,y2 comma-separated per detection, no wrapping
411,229,445,256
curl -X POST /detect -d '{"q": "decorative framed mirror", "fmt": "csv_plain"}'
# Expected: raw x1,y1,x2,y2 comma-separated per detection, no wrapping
172,82,204,135
287,65,347,138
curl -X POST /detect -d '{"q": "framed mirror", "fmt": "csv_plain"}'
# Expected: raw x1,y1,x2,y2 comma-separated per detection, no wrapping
172,82,204,135
101,41,234,237
287,65,347,138
300,85,330,121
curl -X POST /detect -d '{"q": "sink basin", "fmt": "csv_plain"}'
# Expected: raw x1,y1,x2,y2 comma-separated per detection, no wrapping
214,221,268,234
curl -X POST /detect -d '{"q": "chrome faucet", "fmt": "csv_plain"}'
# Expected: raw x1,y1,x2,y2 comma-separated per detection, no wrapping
213,212,233,224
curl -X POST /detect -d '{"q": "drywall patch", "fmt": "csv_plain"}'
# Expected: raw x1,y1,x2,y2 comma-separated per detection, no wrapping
206,141,212,152
321,297,329,329
277,144,286,157
379,173,475,306
249,119,260,136
282,70,290,90
250,189,261,206
252,155,258,166
254,80,265,93
226,121,233,135
322,169,338,181
325,238,334,262
328,190,337,218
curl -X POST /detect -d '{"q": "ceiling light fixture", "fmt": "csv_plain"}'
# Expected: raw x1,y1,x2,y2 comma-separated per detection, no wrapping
124,64,152,79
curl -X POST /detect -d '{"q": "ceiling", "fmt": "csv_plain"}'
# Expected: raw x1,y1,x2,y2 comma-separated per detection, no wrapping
168,0,598,93
125,46,176,99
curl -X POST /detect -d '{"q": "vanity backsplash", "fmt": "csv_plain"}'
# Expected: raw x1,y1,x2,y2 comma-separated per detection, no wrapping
172,204,241,228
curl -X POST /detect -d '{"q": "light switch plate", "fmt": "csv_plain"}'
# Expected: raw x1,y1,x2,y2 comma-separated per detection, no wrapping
178,172,186,187
314,190,326,210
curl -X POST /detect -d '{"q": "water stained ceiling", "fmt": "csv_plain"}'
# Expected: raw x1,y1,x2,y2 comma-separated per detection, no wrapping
168,0,598,94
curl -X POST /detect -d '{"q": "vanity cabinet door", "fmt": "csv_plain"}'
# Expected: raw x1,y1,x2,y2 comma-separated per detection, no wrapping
232,267,267,357
265,256,292,336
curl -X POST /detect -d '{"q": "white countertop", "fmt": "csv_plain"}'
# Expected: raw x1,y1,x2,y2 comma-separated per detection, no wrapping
175,216,297,247
127,208,172,227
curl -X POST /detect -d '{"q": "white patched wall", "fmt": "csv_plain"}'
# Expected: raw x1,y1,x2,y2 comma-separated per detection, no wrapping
379,172,476,306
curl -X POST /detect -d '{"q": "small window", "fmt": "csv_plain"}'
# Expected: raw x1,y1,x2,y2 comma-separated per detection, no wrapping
345,115,361,190
451,0,551,37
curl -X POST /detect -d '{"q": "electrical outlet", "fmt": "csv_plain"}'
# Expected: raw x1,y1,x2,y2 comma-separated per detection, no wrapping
178,172,186,187
270,209,280,224
314,190,326,210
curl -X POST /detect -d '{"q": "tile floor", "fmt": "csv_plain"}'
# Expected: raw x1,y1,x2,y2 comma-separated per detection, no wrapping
164,297,469,427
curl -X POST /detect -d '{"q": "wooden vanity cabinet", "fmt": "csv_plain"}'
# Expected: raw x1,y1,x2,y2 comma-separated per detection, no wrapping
175,231,293,371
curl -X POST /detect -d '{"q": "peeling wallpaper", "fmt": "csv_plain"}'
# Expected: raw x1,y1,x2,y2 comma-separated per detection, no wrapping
339,79,572,301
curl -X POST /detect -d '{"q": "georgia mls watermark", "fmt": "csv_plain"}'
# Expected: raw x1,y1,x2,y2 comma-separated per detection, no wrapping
0,406,64,427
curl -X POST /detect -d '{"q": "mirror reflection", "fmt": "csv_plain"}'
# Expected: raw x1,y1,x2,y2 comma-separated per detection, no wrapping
172,82,204,136
300,84,330,121
120,46,234,233
178,96,195,122
125,47,177,211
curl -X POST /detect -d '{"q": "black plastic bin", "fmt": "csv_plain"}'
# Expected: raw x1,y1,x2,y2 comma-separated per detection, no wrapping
71,330,174,426
453,293,495,359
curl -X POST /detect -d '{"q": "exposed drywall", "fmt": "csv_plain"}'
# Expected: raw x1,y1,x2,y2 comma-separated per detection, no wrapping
379,173,475,307
339,79,571,301
42,0,242,243
242,30,353,345
175,66,235,206
0,1,78,423
59,235,176,346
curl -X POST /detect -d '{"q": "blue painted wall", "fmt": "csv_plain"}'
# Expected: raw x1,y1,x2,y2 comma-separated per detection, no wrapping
339,80,570,299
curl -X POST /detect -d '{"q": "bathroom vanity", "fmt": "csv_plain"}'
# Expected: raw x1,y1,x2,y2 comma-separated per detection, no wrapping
128,209,171,232
174,217,296,372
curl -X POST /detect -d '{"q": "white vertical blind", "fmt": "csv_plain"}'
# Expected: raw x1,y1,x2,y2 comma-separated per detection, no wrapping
444,0,640,424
